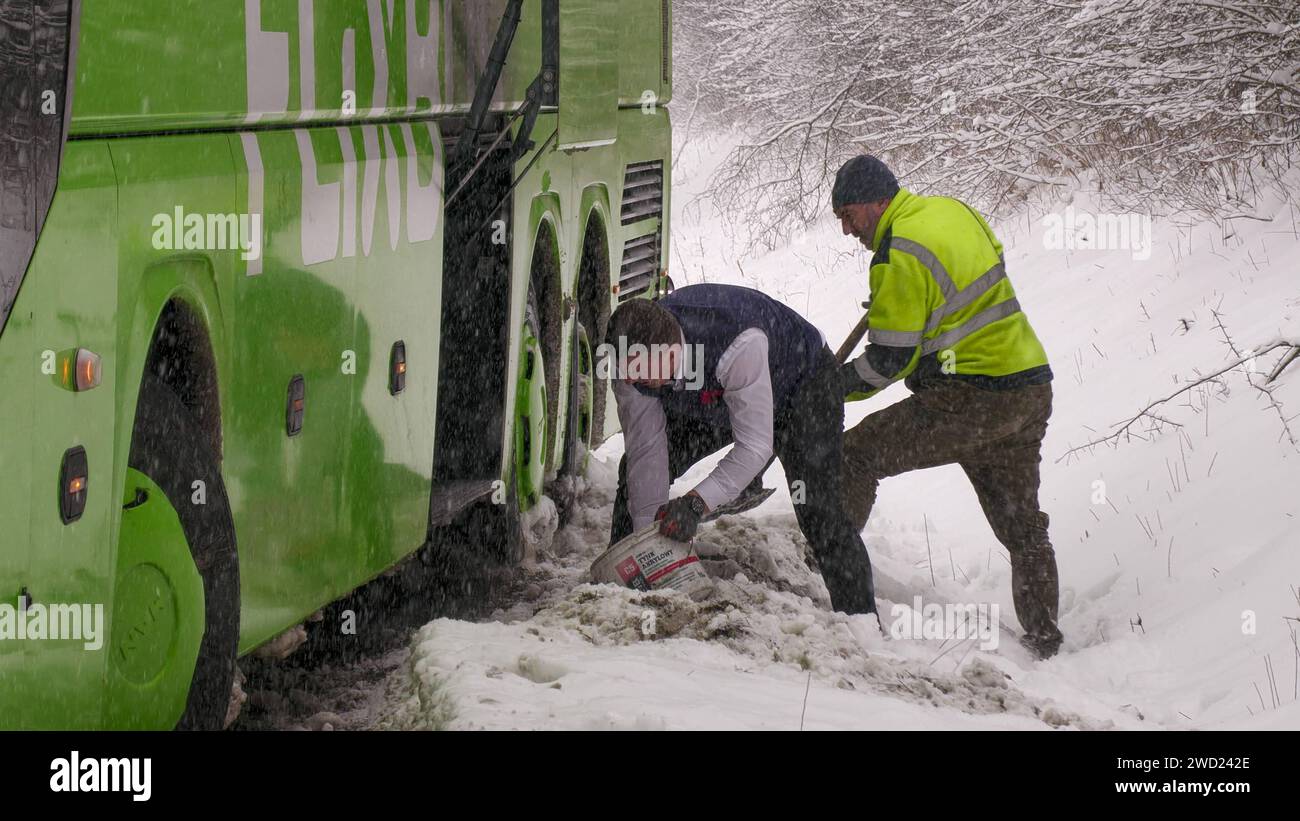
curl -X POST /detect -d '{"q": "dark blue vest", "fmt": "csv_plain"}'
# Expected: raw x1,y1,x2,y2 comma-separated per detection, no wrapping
636,284,826,423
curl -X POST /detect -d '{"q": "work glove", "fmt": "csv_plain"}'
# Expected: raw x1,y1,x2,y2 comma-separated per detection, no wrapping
655,494,706,542
839,360,870,398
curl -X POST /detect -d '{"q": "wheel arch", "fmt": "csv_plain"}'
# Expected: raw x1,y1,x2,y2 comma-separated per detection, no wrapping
109,255,239,729
122,257,228,463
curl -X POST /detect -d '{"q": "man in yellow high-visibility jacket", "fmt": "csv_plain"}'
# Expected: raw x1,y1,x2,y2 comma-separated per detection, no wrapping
832,155,1063,659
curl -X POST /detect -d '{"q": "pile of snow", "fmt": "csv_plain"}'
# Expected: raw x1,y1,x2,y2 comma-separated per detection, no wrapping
381,452,1133,730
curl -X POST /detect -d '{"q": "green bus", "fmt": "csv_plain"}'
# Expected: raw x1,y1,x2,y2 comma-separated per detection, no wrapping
0,0,672,729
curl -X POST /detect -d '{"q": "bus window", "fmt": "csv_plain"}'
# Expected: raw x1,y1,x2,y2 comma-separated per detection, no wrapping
0,0,74,337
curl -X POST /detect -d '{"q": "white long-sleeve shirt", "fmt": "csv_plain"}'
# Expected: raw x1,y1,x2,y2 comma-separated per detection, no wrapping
614,328,775,530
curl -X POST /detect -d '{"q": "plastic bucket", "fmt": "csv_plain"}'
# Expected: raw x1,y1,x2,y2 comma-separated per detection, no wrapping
590,525,715,601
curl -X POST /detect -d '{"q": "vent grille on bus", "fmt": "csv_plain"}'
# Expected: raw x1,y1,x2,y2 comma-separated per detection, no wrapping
620,160,663,226
618,231,659,302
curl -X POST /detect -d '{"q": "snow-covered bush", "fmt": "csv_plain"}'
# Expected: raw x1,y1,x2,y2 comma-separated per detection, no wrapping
674,0,1300,246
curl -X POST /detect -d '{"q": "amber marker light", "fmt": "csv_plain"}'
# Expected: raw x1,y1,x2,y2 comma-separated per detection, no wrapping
73,348,102,391
59,446,88,524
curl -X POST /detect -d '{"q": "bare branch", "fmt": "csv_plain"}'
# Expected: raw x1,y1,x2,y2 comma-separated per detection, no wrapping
1056,341,1294,463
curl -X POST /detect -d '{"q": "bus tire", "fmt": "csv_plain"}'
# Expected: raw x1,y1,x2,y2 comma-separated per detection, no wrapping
515,286,549,513
128,372,241,730
555,320,595,526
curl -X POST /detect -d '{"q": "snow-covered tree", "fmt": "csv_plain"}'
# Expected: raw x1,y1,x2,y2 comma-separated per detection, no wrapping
674,0,1300,246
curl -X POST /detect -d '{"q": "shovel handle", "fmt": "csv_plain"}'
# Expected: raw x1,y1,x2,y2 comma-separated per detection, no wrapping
834,301,872,365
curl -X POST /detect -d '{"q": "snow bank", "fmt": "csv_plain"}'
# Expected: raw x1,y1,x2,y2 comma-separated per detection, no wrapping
382,450,1132,730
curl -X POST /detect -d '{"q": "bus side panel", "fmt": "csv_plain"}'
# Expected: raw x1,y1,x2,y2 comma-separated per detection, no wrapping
69,0,544,137
558,0,618,149
70,0,247,135
0,141,119,729
228,119,442,651
617,0,671,107
226,127,358,652
342,121,443,575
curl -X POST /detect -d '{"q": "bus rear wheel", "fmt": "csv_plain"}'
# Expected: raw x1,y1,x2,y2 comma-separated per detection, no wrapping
114,373,240,730
553,320,595,526
514,288,548,512
571,320,595,475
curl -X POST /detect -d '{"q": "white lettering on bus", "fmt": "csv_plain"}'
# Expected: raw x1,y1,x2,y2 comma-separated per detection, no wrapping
240,133,266,275
406,0,440,109
244,0,289,123
241,2,442,268
247,0,432,123
241,125,441,269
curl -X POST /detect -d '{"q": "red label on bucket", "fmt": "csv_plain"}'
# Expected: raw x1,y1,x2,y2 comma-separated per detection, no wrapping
616,556,652,591
616,556,641,582
646,555,701,584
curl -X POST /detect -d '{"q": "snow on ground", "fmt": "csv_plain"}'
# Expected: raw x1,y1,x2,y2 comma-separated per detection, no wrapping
381,135,1299,731
382,454,1128,730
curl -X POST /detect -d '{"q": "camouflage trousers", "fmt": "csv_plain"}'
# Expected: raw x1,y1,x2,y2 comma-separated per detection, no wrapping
841,379,1063,656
